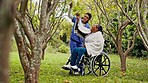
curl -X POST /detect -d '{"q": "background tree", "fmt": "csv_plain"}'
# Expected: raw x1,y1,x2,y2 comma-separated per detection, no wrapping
93,0,138,74
14,0,66,82
116,0,148,51
0,0,15,83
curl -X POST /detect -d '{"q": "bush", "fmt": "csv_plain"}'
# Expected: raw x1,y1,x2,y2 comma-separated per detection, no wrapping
46,45,57,53
58,44,69,53
129,37,148,58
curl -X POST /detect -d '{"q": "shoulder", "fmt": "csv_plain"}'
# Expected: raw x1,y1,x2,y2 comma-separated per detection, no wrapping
95,31,102,35
95,31,104,39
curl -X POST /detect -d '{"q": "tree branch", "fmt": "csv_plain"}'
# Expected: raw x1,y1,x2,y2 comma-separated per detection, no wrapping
15,11,35,48
124,30,137,56
20,0,28,16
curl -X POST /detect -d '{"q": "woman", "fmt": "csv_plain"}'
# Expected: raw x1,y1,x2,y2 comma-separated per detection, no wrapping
68,2,92,53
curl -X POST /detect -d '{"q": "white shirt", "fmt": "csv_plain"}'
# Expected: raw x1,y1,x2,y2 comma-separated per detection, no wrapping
85,31,104,56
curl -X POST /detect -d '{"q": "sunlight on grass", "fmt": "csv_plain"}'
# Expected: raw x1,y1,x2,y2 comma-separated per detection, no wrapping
10,52,148,83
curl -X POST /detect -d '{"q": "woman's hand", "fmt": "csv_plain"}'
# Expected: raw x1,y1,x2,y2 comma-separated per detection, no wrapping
69,2,73,9
76,12,80,22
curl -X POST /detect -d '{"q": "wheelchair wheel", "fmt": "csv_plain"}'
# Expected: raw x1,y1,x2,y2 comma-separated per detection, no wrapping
82,56,92,75
92,52,110,76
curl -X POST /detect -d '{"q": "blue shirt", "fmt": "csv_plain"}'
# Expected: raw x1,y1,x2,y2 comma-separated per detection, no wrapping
70,17,90,44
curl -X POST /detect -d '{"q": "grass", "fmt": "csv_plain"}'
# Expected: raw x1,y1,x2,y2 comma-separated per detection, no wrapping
10,52,148,83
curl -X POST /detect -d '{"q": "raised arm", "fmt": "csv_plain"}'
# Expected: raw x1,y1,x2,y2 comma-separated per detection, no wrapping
68,2,74,20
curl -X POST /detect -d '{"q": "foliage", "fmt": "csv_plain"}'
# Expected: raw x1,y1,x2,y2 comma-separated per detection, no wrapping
58,44,69,53
10,52,148,83
129,36,148,58
59,20,72,44
48,32,69,53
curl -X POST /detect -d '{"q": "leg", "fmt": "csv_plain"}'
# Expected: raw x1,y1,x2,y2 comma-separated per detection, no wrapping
70,48,79,66
70,40,77,53
76,47,87,66
75,48,87,74
70,47,86,66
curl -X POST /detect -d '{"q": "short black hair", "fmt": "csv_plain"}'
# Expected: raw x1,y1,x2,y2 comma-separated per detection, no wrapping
86,13,92,20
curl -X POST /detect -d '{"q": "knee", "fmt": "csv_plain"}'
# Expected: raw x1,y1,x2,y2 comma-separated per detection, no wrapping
72,48,79,53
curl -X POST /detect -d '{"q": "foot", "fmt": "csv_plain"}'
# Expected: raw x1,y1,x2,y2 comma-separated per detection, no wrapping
62,65,71,70
71,65,80,72
74,71,79,75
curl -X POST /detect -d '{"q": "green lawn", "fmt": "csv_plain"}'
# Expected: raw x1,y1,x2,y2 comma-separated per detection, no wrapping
10,52,148,83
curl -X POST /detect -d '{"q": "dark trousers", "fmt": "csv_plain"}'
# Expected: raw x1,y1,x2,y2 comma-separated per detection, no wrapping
70,39,83,53
70,47,87,66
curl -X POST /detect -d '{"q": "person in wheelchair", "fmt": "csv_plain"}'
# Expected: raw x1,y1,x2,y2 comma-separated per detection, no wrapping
62,18,105,75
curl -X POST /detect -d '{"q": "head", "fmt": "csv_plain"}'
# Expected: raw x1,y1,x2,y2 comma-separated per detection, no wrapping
81,13,92,24
91,24,103,33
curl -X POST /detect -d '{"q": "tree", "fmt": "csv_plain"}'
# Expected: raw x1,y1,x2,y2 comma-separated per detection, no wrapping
93,0,138,74
116,0,148,51
0,0,15,83
14,0,66,82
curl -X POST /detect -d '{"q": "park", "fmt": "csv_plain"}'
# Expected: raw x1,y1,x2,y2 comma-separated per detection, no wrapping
0,0,148,83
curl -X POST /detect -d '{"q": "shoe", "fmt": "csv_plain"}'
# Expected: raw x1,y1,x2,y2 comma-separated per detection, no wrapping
74,71,79,75
71,65,80,71
62,65,71,70
71,65,78,69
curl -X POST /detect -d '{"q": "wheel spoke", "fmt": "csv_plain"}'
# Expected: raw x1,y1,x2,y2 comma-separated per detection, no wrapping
101,66,107,74
102,64,109,66
92,53,110,76
94,66,99,72
99,66,102,75
102,57,107,63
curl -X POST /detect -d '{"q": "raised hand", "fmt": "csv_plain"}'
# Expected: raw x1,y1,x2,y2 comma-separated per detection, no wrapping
76,12,80,21
69,2,73,9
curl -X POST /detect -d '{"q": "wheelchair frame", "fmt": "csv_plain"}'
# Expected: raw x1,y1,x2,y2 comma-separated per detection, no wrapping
65,51,110,76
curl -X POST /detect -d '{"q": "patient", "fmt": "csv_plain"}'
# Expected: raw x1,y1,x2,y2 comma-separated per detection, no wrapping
63,19,105,75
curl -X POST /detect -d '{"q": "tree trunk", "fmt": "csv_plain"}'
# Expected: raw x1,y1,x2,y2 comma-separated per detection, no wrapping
24,55,41,83
25,68,40,83
0,28,11,83
118,46,127,74
120,54,126,72
15,38,42,83
14,24,42,83
24,43,42,83
15,42,42,83
0,0,14,82
117,32,127,73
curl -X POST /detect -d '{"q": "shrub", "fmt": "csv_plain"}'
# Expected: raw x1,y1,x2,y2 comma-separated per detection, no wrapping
129,37,148,58
58,44,69,53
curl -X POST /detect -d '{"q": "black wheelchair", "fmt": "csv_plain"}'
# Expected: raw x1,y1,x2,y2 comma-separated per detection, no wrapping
63,51,110,76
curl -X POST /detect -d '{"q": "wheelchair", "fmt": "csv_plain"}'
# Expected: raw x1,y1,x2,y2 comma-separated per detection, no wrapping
63,51,110,76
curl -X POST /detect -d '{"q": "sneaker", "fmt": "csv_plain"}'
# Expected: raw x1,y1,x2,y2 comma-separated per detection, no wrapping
62,65,71,70
74,71,79,75
71,65,80,72
71,65,78,69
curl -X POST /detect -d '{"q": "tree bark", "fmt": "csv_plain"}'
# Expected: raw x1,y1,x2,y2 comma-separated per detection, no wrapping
0,28,11,83
14,20,42,83
120,54,126,73
14,0,64,82
0,0,14,83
